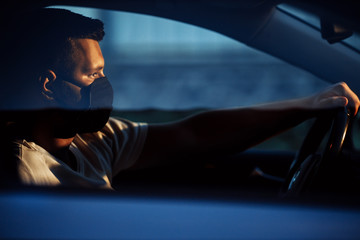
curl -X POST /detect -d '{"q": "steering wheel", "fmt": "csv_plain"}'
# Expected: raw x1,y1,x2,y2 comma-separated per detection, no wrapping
281,107,351,197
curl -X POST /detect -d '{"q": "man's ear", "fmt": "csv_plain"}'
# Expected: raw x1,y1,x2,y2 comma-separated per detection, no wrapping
39,70,57,100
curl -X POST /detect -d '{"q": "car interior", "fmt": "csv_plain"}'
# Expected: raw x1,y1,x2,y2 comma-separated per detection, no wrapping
1,0,360,238
1,0,360,199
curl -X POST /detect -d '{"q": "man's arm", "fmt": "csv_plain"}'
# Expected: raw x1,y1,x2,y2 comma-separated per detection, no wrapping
130,82,360,169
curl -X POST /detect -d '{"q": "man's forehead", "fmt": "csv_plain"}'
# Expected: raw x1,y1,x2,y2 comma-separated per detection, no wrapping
72,38,104,72
73,38,101,50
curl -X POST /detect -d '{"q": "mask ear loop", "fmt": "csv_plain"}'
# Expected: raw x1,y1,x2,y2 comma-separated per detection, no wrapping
52,74,89,110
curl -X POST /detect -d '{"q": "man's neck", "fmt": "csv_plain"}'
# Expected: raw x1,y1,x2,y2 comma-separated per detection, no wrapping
31,118,77,169
51,142,77,171
35,135,77,170
38,137,75,153
31,118,75,152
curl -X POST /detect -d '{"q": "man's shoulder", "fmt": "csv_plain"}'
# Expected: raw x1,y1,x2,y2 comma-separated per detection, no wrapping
106,117,148,131
76,117,148,140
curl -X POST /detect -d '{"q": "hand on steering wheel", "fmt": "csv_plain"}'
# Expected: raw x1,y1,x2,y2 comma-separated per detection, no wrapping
281,107,351,197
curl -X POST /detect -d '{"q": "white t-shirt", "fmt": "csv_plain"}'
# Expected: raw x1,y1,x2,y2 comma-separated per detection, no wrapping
14,117,148,189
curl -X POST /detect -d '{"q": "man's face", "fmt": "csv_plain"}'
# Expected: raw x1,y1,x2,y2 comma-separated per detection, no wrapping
53,38,106,107
48,39,111,138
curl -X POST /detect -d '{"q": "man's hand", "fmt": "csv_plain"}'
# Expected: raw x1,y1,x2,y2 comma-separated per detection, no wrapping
308,82,360,116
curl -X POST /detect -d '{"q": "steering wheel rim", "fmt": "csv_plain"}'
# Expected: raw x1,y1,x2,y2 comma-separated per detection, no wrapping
281,107,351,197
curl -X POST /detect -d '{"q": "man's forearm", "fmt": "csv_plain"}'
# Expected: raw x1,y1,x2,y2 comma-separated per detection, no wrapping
181,97,316,153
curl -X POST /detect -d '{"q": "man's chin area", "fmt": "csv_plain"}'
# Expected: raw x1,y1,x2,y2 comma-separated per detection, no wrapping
53,129,78,139
49,108,111,139
56,134,77,140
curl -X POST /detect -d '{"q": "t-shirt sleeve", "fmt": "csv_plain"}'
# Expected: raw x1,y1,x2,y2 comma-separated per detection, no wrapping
103,117,148,176
73,117,148,180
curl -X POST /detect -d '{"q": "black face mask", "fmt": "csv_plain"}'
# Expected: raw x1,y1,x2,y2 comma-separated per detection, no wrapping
52,76,114,138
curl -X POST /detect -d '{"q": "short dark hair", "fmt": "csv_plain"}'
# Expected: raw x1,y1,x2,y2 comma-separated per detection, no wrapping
4,8,105,80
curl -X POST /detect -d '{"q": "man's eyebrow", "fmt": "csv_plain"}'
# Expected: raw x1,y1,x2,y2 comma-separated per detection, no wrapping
84,65,104,72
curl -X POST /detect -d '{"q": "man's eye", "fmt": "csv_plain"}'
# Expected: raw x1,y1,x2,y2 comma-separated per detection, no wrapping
90,73,99,78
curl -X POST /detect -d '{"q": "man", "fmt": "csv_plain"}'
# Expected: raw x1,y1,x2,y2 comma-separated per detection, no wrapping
2,8,359,189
